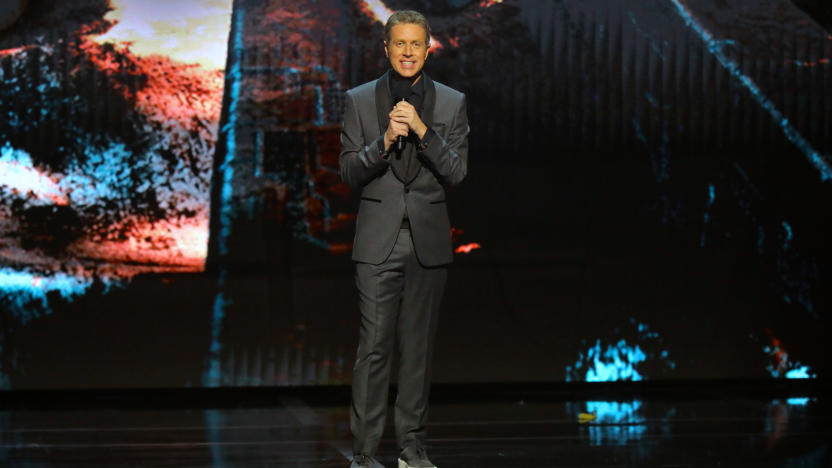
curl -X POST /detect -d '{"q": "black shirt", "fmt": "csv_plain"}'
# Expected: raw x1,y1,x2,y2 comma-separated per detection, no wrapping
386,70,430,184
391,70,424,116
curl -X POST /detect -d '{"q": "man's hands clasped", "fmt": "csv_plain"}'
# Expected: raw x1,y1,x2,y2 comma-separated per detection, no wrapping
384,100,428,151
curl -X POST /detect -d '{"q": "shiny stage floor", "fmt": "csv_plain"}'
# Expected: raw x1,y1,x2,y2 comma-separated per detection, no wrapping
1,386,830,467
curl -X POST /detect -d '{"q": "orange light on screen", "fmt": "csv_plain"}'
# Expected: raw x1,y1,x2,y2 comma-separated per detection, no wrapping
361,0,443,51
361,0,394,23
92,0,234,71
0,45,35,56
455,243,482,254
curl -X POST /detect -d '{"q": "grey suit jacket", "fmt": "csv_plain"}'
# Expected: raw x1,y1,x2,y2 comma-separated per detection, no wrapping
340,71,469,266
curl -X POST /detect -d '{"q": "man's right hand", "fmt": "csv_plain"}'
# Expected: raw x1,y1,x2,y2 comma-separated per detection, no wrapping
384,119,409,151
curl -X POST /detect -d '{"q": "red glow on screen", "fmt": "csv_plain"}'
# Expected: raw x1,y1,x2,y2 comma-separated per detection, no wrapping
0,45,34,56
360,0,394,24
359,0,444,51
766,332,788,372
455,243,481,254
328,243,353,255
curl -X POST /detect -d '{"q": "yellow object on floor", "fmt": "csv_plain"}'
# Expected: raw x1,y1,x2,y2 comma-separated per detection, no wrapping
578,411,597,423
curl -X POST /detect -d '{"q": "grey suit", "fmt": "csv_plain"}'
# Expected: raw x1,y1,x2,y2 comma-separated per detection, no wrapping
340,71,468,266
340,70,468,457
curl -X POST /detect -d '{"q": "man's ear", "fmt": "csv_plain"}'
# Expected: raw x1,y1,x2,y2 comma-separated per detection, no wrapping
383,42,389,58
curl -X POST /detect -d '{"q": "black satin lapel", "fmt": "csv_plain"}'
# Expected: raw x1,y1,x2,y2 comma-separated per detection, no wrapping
421,73,436,129
375,70,392,138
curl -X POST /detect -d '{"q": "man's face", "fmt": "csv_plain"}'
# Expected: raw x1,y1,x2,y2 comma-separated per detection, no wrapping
385,23,429,79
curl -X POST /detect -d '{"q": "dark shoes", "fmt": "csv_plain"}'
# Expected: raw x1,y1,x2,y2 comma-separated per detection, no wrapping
397,446,437,468
351,454,386,468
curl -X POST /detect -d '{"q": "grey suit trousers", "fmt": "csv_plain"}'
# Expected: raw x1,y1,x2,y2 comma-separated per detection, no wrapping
351,227,447,456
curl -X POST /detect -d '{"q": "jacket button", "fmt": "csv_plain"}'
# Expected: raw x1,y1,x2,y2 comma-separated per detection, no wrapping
404,188,410,194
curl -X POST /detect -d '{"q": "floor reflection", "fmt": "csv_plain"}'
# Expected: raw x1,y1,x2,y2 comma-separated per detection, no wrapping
0,394,829,467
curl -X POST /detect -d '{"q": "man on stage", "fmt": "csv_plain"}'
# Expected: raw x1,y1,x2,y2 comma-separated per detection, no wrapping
339,10,469,468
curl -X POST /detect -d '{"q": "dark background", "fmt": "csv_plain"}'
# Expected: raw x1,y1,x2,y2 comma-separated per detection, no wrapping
1,0,830,389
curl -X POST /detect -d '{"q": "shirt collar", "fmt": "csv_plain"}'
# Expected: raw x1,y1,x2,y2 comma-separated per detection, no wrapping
389,69,425,97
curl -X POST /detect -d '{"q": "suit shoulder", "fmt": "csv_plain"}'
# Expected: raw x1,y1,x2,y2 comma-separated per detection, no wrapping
433,81,465,103
346,80,376,101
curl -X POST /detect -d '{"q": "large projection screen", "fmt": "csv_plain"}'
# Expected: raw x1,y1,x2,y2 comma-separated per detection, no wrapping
1,0,829,389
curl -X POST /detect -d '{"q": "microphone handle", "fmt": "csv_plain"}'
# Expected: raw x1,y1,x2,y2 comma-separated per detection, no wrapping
395,97,406,151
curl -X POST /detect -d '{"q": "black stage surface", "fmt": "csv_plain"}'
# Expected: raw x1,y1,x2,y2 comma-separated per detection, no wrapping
1,381,830,467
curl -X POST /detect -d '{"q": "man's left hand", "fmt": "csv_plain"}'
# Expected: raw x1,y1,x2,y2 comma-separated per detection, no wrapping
390,101,428,140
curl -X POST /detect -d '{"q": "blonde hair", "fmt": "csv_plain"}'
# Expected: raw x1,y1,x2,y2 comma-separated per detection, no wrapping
384,10,431,44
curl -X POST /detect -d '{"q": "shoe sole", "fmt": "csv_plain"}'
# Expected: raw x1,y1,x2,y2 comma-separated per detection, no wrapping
397,459,436,468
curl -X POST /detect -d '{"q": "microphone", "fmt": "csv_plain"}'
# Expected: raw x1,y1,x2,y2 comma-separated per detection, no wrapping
394,96,407,152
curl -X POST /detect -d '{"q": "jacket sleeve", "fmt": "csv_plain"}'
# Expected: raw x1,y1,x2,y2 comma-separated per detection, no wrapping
418,94,469,187
339,91,389,188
